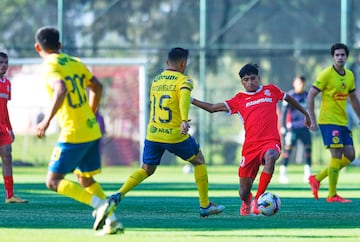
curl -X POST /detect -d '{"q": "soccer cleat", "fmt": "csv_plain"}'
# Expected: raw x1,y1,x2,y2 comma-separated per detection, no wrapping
308,175,320,200
199,202,225,217
279,175,289,184
5,195,28,204
326,195,352,203
240,193,252,216
251,198,260,215
96,220,124,236
279,165,289,184
93,192,122,231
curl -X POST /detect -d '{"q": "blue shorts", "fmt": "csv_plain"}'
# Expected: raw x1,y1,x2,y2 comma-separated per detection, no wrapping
48,139,101,177
319,124,353,149
143,136,200,165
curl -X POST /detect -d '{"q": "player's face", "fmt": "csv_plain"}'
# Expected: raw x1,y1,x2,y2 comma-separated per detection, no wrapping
293,78,305,93
332,49,347,67
241,74,260,92
0,57,8,76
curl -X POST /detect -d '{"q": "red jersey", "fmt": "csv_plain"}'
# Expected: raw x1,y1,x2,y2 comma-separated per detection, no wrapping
225,84,285,145
0,77,12,144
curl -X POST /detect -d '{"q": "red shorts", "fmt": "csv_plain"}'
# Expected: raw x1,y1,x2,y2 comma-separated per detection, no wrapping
0,126,11,146
238,140,281,179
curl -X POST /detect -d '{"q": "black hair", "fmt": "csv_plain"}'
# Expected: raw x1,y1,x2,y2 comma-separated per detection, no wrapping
35,26,60,51
239,63,259,78
331,43,349,56
168,47,189,63
0,52,8,59
296,75,306,82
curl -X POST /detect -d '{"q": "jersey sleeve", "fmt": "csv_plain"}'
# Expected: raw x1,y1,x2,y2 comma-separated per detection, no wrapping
313,69,328,91
225,93,241,115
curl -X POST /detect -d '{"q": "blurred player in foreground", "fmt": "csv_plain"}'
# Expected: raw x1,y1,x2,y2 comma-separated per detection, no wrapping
279,76,312,183
307,43,360,203
34,26,122,235
0,52,28,204
93,47,225,229
192,63,311,216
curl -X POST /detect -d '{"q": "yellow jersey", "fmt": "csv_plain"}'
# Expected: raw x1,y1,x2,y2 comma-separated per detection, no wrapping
313,65,355,126
146,69,193,143
41,53,101,143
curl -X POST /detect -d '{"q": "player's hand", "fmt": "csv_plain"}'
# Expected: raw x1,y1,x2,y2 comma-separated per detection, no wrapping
308,118,318,131
180,121,190,135
36,120,49,138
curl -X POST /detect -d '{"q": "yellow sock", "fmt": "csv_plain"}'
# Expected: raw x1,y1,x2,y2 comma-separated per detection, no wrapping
194,164,210,208
85,182,106,200
328,158,341,198
340,155,351,169
57,179,92,205
119,168,148,197
316,168,328,182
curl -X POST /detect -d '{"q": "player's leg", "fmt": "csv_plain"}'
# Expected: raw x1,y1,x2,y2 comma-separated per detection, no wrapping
116,139,162,198
309,125,330,200
302,129,312,182
239,176,253,216
175,137,224,217
251,143,280,215
93,140,161,230
255,143,281,199
48,141,104,206
326,152,342,199
279,131,294,183
0,144,27,203
326,141,354,203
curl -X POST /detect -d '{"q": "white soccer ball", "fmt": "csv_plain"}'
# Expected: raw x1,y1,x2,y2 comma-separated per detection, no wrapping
257,192,281,216
182,164,193,174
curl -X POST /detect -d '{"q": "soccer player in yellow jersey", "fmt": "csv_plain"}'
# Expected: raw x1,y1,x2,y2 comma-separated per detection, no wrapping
307,43,360,203
93,47,224,229
34,26,122,235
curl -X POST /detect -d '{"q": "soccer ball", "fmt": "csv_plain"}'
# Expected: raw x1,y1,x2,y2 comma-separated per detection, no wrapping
257,192,281,216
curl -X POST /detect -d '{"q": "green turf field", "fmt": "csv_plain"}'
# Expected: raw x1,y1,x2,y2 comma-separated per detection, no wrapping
0,165,359,242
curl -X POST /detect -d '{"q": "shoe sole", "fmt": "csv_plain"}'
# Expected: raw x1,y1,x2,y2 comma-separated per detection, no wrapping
200,208,225,217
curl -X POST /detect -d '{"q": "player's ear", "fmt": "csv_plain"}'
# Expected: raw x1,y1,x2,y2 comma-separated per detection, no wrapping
34,43,41,52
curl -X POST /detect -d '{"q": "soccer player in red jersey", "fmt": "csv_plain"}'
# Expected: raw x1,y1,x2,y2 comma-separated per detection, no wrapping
192,63,311,216
0,52,28,203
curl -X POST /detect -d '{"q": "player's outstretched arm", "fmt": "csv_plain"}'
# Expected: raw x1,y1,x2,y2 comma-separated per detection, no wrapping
284,94,311,128
191,98,228,113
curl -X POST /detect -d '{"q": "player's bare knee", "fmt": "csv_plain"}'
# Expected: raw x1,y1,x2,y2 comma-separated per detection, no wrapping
189,152,205,166
45,180,57,191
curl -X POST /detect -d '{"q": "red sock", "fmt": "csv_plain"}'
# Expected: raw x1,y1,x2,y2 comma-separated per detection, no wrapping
4,176,14,199
255,172,272,199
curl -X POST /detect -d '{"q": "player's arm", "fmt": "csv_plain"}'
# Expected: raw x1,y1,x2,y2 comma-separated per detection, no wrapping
306,86,320,131
284,94,311,128
36,80,66,138
179,87,191,134
88,76,103,113
349,90,360,123
191,98,228,113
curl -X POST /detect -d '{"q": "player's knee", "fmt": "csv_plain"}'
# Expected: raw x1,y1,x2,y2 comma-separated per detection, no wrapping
45,179,58,191
189,152,205,166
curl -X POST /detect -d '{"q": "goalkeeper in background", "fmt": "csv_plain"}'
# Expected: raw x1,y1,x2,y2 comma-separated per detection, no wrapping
93,47,225,229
